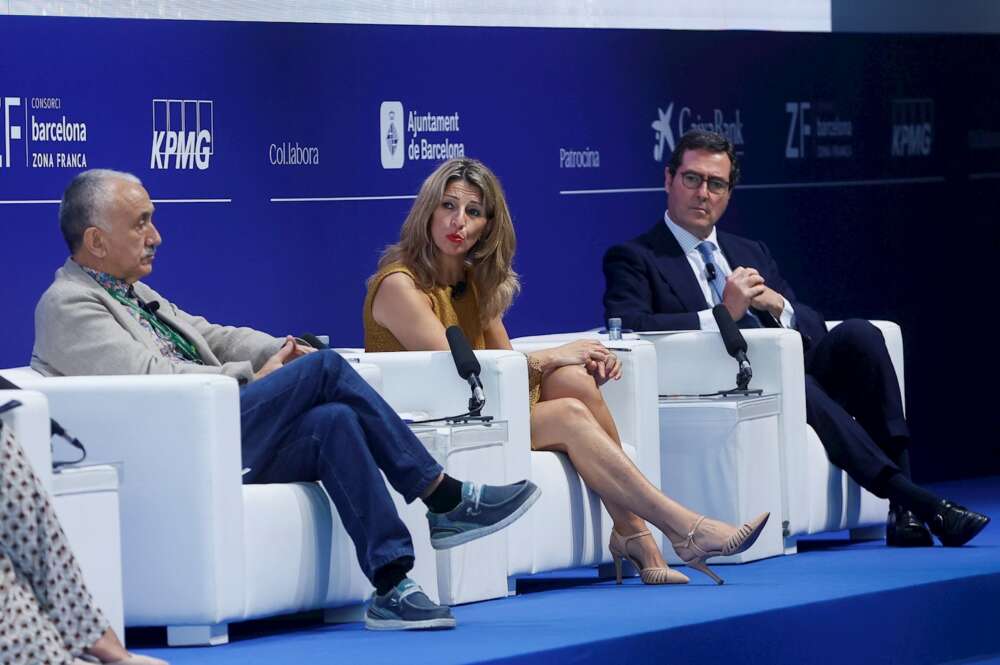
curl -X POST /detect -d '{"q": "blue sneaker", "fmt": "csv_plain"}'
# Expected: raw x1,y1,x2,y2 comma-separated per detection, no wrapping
365,578,456,631
427,480,541,550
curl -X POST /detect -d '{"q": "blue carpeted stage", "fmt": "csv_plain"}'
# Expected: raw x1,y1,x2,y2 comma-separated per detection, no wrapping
133,477,1000,665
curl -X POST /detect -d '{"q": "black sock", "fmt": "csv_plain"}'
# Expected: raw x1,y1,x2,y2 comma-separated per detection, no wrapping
884,472,941,523
422,474,464,514
373,557,413,596
888,449,912,512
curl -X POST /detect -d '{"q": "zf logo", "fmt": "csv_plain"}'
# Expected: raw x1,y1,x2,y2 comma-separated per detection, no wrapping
784,102,811,159
1,96,23,168
891,99,933,157
150,99,213,170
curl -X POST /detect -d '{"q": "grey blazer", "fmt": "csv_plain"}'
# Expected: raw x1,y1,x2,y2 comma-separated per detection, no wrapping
31,258,283,384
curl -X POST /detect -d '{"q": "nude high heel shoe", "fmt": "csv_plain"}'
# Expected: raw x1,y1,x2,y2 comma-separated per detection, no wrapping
670,512,770,585
609,529,689,585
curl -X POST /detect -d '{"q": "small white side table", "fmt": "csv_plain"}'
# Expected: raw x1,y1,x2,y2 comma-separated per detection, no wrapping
658,394,784,564
52,464,125,640
408,420,509,605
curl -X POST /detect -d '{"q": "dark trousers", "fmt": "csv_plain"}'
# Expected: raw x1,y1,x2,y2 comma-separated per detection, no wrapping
238,350,443,581
803,319,910,497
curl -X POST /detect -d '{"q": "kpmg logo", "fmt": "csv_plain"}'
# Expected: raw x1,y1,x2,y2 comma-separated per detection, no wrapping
150,99,213,170
891,98,933,157
1,95,89,170
652,101,744,162
380,101,404,169
379,100,465,169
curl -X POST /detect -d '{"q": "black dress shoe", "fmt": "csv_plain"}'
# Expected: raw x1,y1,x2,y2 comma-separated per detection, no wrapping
928,501,991,547
886,507,933,547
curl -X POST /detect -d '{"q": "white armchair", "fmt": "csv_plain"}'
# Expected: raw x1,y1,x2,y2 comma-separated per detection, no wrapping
0,387,125,640
638,321,900,549
1,365,380,646
505,337,662,575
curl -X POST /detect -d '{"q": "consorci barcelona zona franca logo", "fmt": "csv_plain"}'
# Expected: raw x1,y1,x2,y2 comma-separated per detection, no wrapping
379,100,465,170
1,95,90,170
150,98,214,170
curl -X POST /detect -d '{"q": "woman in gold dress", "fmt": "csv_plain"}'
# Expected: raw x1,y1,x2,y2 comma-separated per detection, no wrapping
363,158,768,585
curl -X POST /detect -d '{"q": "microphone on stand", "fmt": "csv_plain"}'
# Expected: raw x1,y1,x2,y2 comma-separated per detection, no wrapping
446,325,485,416
712,305,753,392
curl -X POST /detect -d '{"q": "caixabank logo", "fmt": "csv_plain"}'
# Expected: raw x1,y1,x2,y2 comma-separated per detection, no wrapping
1,95,90,170
651,101,745,162
379,100,465,170
150,99,213,170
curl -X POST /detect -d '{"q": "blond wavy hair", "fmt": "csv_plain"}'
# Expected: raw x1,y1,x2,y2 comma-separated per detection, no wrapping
374,158,520,324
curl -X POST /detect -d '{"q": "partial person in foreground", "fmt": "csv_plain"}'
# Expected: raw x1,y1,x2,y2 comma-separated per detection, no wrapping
0,409,166,665
364,157,769,585
32,169,541,631
602,129,989,547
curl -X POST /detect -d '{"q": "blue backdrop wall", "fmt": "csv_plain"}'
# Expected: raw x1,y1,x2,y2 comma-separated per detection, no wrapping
1,16,998,482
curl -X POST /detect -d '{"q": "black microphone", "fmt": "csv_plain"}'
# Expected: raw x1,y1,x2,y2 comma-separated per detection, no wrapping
705,263,717,281
451,281,467,299
137,298,159,314
712,304,752,390
300,333,328,350
445,325,485,414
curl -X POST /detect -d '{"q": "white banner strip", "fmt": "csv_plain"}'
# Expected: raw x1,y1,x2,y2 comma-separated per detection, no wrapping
151,198,232,203
270,195,417,203
0,199,60,204
559,176,946,195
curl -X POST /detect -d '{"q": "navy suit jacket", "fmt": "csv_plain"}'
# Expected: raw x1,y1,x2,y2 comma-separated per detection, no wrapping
602,221,828,349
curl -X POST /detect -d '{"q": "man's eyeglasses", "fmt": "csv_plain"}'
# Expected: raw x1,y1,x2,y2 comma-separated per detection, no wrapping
679,171,731,195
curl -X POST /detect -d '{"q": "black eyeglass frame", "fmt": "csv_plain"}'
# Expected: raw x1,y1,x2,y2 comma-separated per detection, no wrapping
678,170,732,195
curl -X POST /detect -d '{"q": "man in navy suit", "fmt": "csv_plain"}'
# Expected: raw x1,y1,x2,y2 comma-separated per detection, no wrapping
603,129,988,547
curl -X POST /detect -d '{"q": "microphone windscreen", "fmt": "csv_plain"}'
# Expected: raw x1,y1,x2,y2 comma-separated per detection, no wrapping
445,325,480,380
147,300,160,313
712,304,748,357
300,333,328,350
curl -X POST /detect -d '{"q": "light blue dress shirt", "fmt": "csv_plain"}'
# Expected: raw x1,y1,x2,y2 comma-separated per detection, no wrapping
662,211,796,332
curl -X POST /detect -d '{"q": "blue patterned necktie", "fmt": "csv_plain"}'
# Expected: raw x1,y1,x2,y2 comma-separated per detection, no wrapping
697,240,761,328
696,241,728,305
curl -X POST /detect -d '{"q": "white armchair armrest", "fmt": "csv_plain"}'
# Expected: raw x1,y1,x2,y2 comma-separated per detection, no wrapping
10,373,246,625
0,389,54,491
828,321,905,412
510,338,661,486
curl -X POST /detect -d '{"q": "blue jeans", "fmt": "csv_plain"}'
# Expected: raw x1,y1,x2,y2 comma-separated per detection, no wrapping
238,350,443,581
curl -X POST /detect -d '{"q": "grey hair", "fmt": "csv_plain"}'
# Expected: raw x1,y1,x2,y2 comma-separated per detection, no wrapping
59,169,143,253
